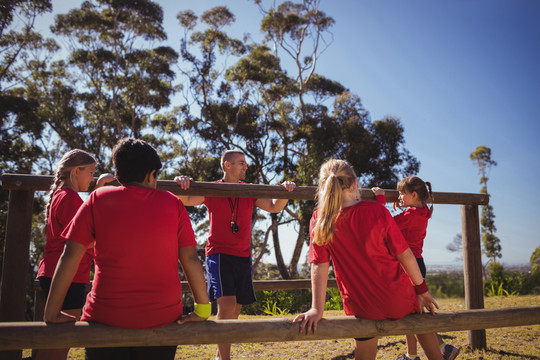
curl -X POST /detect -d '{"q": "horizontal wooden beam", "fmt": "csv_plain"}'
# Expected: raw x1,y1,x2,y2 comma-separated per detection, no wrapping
0,174,489,205
0,306,537,350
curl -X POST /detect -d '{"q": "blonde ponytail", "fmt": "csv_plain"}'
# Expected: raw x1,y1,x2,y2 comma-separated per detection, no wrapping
313,159,357,246
44,150,96,229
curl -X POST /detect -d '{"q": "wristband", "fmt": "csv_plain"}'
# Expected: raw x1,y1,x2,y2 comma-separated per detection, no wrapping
193,303,211,318
414,278,429,295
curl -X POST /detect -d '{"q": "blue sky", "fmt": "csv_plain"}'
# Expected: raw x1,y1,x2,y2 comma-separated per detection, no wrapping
39,1,540,267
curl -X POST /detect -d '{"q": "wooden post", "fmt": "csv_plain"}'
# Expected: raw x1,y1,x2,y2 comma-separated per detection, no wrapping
461,204,487,349
0,190,34,360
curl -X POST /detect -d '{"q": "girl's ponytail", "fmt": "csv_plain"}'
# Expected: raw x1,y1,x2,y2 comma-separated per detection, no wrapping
425,181,434,215
313,159,357,246
43,149,96,233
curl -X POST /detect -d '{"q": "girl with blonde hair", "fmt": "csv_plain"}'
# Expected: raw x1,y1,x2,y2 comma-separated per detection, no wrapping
294,159,443,360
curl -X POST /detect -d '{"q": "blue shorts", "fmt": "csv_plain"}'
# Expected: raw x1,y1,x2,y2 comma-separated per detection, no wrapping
206,253,257,305
38,276,86,310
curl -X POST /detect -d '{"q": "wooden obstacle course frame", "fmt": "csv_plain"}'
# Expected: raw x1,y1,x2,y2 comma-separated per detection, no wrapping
0,173,493,356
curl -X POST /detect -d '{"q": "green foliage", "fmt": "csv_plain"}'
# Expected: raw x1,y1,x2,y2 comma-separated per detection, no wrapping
324,287,343,311
470,145,501,261
426,272,465,298
242,289,312,315
486,281,517,297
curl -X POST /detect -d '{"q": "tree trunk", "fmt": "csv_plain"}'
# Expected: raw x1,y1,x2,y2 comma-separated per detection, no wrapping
288,219,306,278
272,215,290,279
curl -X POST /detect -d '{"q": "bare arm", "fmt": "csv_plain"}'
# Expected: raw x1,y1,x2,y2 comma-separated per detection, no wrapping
174,176,205,206
44,240,88,323
177,245,209,323
255,181,296,213
293,262,329,334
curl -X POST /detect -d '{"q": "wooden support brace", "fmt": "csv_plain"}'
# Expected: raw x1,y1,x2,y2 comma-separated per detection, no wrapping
0,306,538,351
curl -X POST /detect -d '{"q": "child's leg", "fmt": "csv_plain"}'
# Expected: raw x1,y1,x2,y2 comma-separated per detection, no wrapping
406,334,418,355
354,337,379,360
416,333,444,360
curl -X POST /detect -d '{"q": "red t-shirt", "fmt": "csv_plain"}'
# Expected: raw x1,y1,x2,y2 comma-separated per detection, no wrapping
393,207,431,258
37,188,94,283
308,201,420,320
62,185,196,329
203,181,257,257
375,195,430,258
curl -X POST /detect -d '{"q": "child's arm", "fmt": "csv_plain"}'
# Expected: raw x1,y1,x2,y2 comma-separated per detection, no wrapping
95,173,116,188
177,245,210,324
396,248,439,315
371,187,386,205
174,176,205,206
292,261,329,335
43,240,88,323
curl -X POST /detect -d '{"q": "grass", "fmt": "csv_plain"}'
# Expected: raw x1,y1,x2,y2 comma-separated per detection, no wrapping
23,295,539,359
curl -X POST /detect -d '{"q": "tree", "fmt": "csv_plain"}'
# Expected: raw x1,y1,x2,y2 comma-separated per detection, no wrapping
0,0,55,280
49,0,179,168
446,233,463,261
175,2,419,279
470,145,501,262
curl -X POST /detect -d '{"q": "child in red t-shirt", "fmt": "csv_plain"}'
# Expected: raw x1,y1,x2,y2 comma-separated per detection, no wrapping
44,139,210,360
35,149,113,360
373,176,460,360
294,160,443,360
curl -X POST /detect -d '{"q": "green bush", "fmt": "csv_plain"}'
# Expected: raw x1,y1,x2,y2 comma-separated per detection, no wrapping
242,289,312,315
426,272,465,298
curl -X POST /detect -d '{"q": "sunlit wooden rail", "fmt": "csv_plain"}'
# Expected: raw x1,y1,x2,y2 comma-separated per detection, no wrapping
1,173,491,357
0,306,538,351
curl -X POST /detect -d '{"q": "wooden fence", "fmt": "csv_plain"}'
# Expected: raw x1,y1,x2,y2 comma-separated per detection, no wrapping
1,306,539,351
0,173,498,358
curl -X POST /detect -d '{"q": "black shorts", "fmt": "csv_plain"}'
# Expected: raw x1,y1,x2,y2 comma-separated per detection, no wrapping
416,257,427,278
354,337,375,341
206,253,256,305
38,276,87,310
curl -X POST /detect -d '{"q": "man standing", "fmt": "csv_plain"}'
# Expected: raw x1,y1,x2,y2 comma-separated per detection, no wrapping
175,150,295,360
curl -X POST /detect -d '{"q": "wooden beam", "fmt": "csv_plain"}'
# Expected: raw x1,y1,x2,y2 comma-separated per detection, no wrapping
0,306,538,350
1,174,490,205
461,204,487,350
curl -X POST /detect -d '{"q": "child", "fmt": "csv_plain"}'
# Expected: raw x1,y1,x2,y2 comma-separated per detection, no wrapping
372,176,460,360
44,138,210,360
293,159,443,360
35,149,113,360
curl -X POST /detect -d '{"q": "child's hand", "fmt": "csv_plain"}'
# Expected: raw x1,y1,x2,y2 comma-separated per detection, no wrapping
417,291,439,315
175,175,193,190
44,310,78,324
176,312,208,324
371,187,384,196
278,180,296,192
292,308,323,335
95,173,116,188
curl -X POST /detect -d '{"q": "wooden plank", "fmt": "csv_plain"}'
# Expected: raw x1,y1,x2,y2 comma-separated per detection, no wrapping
0,306,538,350
461,204,487,350
1,174,490,205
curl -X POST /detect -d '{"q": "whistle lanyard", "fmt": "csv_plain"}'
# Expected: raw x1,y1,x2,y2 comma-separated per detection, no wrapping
228,197,239,225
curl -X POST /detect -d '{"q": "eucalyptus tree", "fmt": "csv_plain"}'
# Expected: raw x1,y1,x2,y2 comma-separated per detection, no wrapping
0,0,56,280
176,2,419,279
50,0,179,166
470,145,501,262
